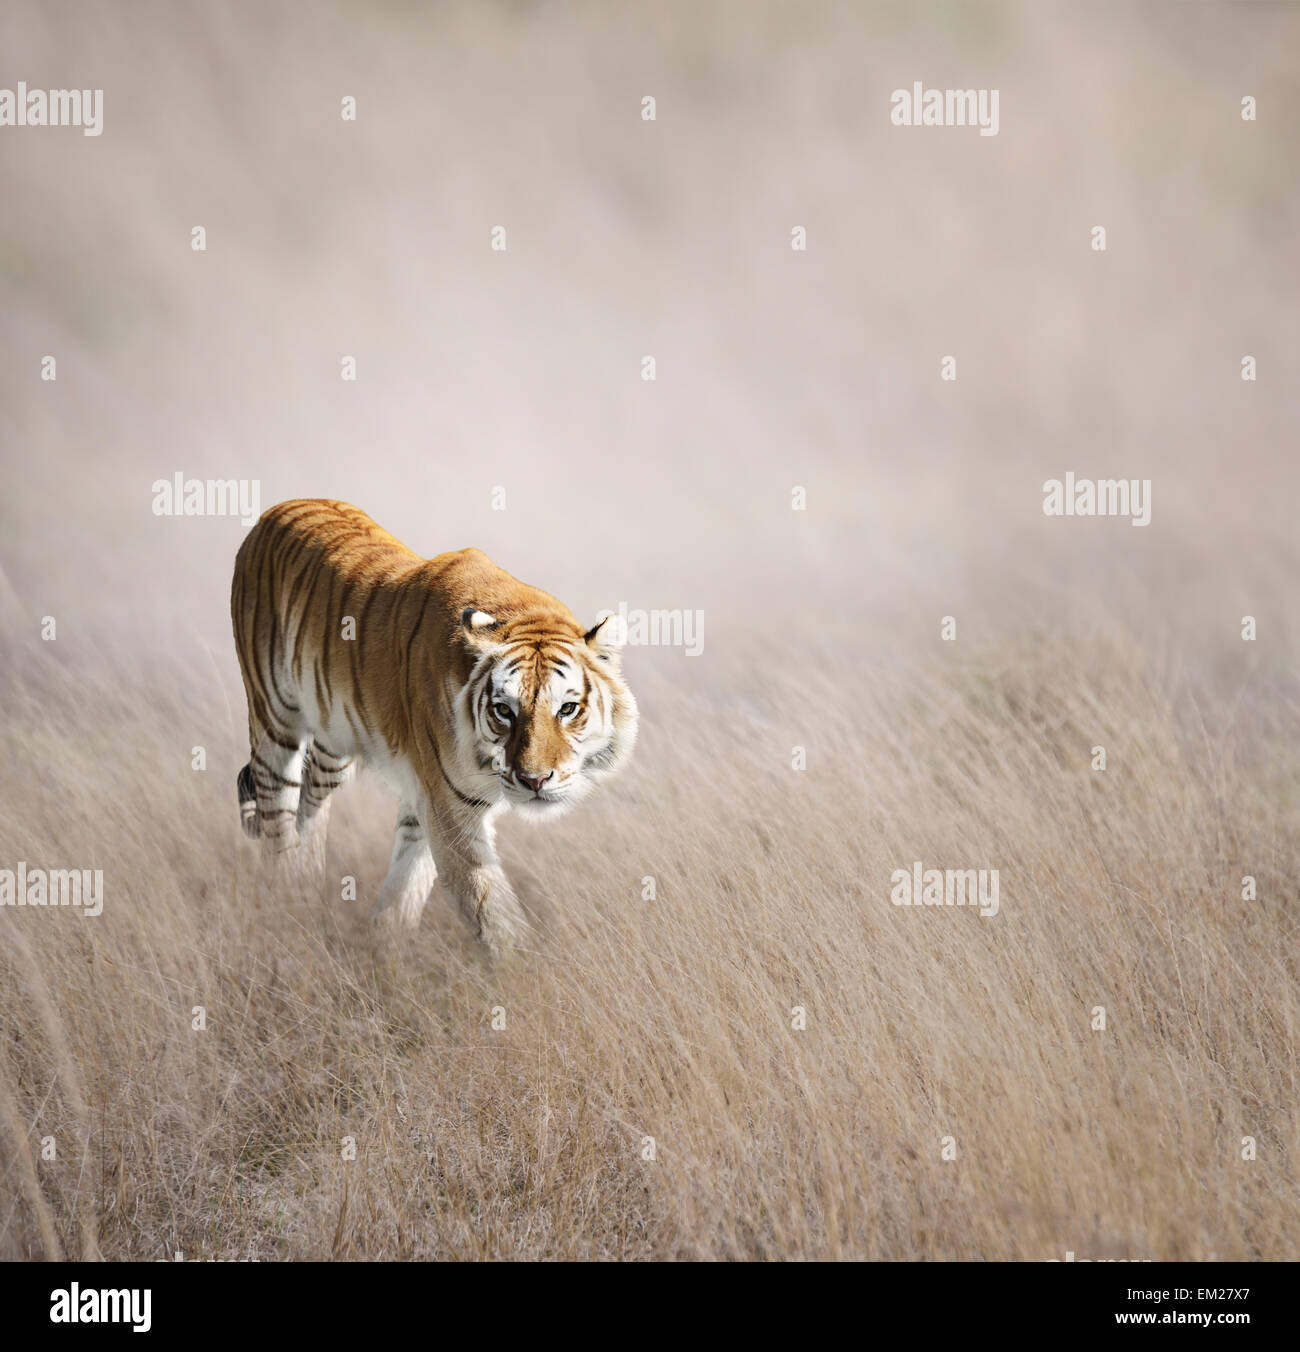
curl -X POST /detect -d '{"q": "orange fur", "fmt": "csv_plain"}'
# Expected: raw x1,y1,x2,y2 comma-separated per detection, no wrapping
231,499,637,953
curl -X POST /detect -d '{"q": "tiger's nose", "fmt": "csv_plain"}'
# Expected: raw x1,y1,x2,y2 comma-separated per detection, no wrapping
517,771,552,793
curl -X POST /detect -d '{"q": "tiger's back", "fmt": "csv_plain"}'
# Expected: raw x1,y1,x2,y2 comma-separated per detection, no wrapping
232,500,420,772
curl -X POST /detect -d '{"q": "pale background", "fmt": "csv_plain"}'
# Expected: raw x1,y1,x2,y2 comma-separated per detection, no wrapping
1,1,1297,1260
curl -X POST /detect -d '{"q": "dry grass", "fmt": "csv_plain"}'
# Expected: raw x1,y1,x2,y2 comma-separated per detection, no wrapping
2,0,1299,1260
2,623,1297,1260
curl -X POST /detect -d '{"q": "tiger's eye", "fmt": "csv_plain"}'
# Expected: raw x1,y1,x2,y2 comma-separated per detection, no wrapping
493,702,514,721
558,702,578,718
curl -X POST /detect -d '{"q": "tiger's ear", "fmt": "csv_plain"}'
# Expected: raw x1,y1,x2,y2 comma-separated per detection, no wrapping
461,608,503,649
584,614,626,666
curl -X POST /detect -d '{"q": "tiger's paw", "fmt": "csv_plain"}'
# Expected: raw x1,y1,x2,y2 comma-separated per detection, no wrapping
475,892,532,963
237,764,261,838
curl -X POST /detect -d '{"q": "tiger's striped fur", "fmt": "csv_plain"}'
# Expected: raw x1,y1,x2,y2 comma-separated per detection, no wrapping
230,499,637,954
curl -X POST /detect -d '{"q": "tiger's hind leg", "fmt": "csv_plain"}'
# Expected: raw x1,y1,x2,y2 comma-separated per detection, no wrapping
247,735,307,852
295,739,354,875
297,740,354,839
373,804,437,928
237,763,260,838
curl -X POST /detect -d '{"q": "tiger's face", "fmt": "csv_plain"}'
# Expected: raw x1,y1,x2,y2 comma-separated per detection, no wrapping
458,608,637,815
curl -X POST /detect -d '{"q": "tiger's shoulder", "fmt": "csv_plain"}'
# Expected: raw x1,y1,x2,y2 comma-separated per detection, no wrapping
425,546,582,637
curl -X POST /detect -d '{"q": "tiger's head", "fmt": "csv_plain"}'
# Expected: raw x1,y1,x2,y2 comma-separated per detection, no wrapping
456,607,638,815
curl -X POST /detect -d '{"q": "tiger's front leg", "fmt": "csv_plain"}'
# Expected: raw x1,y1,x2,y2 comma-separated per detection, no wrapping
422,794,529,958
373,804,438,929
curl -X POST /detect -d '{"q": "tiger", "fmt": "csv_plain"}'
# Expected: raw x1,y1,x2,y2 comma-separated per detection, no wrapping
230,499,638,955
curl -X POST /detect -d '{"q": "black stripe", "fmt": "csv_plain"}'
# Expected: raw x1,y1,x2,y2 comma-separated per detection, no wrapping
427,732,490,810
313,659,330,720
264,727,301,753
252,756,301,789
